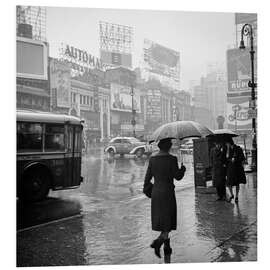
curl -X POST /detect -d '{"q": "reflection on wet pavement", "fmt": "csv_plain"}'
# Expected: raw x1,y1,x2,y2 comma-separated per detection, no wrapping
17,149,257,266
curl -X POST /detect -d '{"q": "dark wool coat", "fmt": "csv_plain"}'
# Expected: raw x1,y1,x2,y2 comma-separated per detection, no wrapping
226,144,246,186
210,145,227,186
144,152,185,232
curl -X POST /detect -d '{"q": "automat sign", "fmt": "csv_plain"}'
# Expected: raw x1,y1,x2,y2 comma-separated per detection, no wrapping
60,44,108,72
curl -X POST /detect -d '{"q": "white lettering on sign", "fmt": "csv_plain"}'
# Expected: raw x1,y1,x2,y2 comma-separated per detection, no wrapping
62,44,109,71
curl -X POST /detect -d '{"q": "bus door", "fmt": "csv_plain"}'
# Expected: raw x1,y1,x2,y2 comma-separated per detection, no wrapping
72,125,82,186
65,124,82,187
64,125,73,187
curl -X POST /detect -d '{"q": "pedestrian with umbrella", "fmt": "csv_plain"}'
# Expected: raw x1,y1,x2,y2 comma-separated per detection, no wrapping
225,137,247,203
143,121,212,259
208,129,238,201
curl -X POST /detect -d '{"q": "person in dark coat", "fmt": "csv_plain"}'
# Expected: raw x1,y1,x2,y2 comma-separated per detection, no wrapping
143,138,186,258
210,139,227,201
225,138,247,203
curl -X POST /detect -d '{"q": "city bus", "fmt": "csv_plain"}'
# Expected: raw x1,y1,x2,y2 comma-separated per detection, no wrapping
17,110,84,202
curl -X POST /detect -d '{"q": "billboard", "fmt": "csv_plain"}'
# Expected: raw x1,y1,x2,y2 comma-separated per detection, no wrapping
146,90,162,121
100,50,132,68
227,96,252,133
110,83,141,113
235,13,257,25
17,37,48,80
49,59,71,108
143,39,180,81
99,21,133,68
227,48,257,92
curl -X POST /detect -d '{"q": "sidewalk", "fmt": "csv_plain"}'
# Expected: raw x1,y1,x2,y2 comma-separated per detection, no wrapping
16,172,257,266
130,172,257,264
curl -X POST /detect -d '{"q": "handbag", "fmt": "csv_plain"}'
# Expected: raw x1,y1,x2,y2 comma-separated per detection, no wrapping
143,182,153,198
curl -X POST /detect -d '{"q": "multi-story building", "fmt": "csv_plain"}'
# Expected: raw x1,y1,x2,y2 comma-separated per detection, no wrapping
49,57,111,142
191,65,227,130
105,67,145,137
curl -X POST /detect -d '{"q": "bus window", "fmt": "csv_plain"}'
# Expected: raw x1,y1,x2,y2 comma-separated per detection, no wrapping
45,124,65,151
17,122,42,152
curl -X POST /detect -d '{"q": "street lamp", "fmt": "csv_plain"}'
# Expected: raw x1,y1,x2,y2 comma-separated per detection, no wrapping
131,84,136,137
239,23,257,171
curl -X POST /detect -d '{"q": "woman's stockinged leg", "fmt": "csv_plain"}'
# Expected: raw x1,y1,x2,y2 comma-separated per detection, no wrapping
235,185,240,197
227,186,234,202
235,185,240,203
228,186,234,197
160,231,169,240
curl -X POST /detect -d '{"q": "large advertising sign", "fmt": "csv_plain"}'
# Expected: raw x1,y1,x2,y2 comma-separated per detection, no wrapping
50,59,71,108
99,21,133,68
110,83,141,113
146,90,161,121
227,96,252,133
235,13,257,25
227,48,257,92
143,39,180,81
17,37,48,80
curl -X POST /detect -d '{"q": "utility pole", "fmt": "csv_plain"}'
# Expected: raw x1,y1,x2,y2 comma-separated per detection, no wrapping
239,23,257,171
131,84,136,137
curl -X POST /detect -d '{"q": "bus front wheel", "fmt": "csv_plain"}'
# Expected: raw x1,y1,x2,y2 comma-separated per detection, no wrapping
20,168,50,202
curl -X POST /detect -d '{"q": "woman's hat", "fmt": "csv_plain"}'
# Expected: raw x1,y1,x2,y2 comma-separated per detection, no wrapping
158,138,172,149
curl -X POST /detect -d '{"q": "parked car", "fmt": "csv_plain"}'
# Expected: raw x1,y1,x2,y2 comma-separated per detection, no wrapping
104,137,154,158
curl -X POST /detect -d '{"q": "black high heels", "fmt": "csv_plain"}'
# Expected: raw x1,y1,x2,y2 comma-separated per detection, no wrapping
150,237,165,258
164,238,172,255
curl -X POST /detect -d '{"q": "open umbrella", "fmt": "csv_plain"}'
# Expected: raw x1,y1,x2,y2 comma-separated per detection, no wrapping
149,121,213,142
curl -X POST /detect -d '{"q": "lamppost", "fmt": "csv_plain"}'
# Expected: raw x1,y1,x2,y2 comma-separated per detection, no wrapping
239,23,257,171
131,84,136,137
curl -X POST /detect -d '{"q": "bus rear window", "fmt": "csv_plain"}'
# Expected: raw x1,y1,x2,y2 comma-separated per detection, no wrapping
45,124,65,151
17,123,42,152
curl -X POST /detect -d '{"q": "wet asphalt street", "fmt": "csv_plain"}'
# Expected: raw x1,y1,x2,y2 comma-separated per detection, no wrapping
17,147,257,266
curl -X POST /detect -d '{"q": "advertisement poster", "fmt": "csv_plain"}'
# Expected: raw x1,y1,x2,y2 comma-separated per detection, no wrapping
50,59,71,108
226,48,257,92
110,83,141,113
143,39,180,81
227,95,252,133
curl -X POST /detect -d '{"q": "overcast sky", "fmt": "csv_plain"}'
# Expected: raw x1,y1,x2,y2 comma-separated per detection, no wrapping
46,7,235,90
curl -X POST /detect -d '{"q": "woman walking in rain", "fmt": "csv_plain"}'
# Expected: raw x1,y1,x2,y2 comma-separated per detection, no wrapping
225,138,247,203
143,138,186,258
